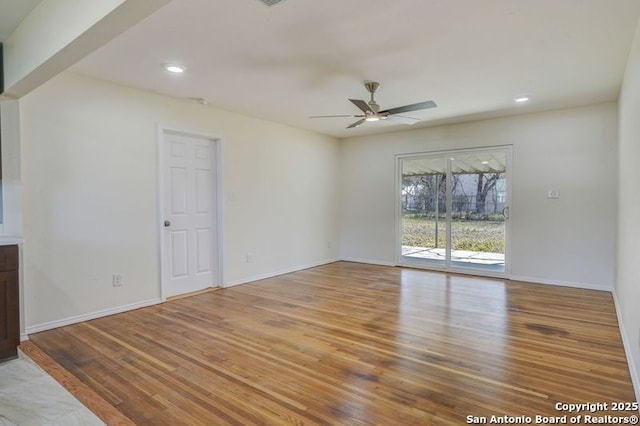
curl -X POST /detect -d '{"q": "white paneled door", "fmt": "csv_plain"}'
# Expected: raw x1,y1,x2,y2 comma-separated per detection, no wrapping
162,132,218,298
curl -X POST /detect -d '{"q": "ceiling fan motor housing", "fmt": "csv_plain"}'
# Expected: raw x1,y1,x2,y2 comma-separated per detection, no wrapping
364,81,380,93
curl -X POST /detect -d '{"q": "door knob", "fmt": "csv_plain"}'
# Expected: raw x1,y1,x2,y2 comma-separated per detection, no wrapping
164,220,171,227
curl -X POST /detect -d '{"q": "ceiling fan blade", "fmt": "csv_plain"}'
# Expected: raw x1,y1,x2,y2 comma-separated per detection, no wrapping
347,118,366,129
309,114,354,118
349,99,374,114
381,100,437,116
385,115,421,125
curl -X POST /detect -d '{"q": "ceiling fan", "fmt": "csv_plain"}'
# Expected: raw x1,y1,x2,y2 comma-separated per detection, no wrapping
310,81,437,129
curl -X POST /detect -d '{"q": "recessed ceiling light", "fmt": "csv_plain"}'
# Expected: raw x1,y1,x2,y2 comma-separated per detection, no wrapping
481,161,489,165
165,64,185,73
515,96,529,103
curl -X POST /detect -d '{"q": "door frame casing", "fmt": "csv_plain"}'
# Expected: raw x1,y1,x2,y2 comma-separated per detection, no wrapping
395,145,513,279
157,126,225,301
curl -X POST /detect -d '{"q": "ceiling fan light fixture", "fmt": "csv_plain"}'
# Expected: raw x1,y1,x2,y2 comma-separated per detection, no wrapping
365,116,380,122
165,64,185,73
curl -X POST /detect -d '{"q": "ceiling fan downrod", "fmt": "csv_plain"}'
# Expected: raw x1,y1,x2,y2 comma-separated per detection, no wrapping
364,81,381,112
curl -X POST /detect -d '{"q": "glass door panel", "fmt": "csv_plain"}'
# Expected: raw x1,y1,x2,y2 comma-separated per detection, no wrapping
449,152,507,272
400,156,447,267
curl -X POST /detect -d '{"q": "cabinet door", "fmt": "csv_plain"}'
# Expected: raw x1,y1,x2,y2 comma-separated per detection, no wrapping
0,246,18,272
0,271,19,361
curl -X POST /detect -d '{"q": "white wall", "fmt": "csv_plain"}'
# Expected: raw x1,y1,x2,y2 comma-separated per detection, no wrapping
0,100,23,237
616,20,640,399
19,71,340,329
340,103,618,290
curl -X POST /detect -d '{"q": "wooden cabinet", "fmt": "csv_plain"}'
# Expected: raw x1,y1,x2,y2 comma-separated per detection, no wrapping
0,245,19,362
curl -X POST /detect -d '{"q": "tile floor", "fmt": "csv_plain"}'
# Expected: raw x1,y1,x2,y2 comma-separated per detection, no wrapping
0,351,103,426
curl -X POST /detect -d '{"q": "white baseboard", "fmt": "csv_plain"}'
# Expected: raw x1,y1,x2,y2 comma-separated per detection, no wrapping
340,260,613,292
612,290,640,403
224,258,340,288
339,257,396,267
24,298,162,336
20,333,29,342
509,274,613,292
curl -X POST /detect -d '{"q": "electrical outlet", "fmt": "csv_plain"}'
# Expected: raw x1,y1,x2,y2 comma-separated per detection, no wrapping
246,253,253,263
113,273,123,287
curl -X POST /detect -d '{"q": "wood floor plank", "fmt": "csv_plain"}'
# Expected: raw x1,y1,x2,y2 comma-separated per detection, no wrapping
28,262,636,425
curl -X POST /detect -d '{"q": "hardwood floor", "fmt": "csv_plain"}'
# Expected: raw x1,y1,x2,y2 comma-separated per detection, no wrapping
28,262,636,425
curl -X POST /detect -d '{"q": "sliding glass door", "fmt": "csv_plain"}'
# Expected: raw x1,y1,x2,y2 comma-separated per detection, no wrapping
398,147,511,275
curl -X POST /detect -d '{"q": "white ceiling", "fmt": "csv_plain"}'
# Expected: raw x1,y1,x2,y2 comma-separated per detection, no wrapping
10,0,640,138
0,0,41,42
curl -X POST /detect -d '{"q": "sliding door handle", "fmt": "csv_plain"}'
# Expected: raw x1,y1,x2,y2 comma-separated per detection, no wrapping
502,207,510,220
